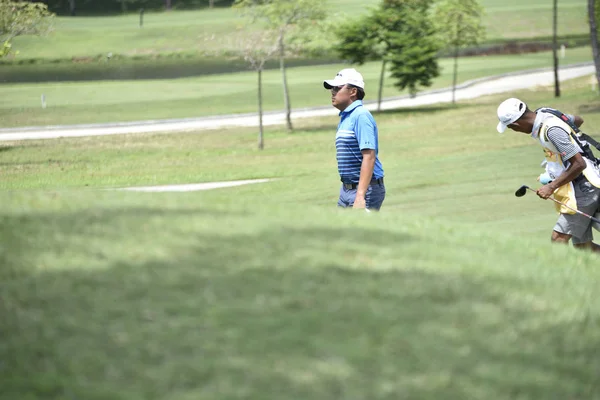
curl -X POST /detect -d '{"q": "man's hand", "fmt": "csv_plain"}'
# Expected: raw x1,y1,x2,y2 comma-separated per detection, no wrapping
536,183,556,199
353,195,366,209
536,153,585,200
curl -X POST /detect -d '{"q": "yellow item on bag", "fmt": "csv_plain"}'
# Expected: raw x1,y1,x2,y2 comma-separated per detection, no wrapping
552,182,578,214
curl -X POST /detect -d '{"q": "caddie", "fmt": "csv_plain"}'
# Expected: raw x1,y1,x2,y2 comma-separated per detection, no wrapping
496,97,600,252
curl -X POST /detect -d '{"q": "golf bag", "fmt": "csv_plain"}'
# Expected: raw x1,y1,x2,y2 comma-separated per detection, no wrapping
536,107,600,167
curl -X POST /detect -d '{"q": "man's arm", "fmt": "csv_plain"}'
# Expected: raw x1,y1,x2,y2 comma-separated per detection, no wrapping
353,149,375,209
537,152,586,199
353,113,377,209
537,126,586,199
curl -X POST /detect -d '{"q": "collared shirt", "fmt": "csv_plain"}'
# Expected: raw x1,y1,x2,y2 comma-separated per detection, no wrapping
335,100,384,183
532,108,575,139
532,110,581,162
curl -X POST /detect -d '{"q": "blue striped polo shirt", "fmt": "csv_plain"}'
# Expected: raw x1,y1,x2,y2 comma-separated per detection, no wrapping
336,100,384,184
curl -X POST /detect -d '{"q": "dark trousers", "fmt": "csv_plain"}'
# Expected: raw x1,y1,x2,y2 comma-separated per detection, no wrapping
337,179,386,210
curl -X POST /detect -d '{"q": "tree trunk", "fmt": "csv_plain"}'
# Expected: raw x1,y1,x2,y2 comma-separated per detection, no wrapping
165,0,172,10
377,59,386,112
589,0,600,93
120,0,127,13
68,0,75,16
258,68,264,150
553,0,560,97
279,30,293,132
452,42,459,105
451,15,461,105
209,0,215,8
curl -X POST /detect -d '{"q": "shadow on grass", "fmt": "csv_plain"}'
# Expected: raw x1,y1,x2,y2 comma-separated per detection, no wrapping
1,208,599,400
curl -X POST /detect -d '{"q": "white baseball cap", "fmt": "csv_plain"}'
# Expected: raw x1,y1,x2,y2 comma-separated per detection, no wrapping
496,97,527,133
323,68,365,90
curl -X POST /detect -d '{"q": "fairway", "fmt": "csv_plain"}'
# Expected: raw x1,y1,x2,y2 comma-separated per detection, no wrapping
2,75,600,399
7,0,589,60
0,47,594,128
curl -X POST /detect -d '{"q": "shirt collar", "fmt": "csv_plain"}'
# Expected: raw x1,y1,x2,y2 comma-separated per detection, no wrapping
531,111,547,139
339,100,363,116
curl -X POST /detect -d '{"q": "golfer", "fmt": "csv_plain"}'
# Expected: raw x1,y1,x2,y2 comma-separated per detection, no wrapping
323,68,386,210
496,97,600,251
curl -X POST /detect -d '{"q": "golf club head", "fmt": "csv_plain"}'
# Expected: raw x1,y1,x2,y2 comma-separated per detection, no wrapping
515,185,530,197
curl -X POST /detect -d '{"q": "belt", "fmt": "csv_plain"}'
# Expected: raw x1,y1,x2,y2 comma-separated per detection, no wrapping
342,177,384,190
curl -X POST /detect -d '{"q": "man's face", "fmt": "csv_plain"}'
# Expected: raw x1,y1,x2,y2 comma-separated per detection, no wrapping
331,84,356,110
507,118,531,134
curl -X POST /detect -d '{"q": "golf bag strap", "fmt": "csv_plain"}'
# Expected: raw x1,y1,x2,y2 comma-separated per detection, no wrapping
537,108,581,132
580,133,600,151
564,131,600,167
537,107,600,151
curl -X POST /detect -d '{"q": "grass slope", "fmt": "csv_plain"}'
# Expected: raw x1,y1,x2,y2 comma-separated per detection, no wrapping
2,77,600,399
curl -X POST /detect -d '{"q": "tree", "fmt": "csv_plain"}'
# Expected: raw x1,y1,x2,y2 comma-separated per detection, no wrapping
0,39,10,57
0,0,54,58
335,12,392,112
589,0,600,94
239,29,279,150
384,0,441,98
432,0,485,104
234,0,328,132
335,0,441,107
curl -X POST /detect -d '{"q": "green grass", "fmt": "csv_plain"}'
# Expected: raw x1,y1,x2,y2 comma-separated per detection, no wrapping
479,0,588,40
6,0,589,61
0,46,594,128
2,77,600,399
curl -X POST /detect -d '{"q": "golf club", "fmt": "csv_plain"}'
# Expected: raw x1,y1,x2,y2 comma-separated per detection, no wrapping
515,184,600,224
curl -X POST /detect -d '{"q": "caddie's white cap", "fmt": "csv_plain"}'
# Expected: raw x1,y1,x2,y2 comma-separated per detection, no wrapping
496,97,527,133
323,68,365,90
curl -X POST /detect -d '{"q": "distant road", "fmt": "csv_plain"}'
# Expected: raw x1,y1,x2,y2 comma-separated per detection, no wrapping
0,63,594,142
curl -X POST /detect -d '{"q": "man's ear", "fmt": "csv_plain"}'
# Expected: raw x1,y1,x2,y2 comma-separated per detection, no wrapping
349,86,358,98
